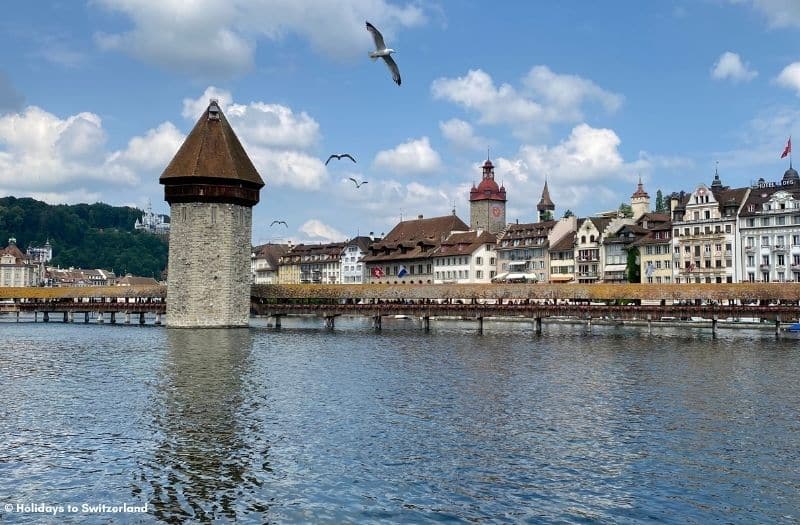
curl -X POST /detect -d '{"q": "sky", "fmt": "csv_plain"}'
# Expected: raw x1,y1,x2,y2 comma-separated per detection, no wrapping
1,1,800,246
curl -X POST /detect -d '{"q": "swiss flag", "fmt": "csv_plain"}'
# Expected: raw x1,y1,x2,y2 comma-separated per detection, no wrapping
371,266,385,278
781,137,792,159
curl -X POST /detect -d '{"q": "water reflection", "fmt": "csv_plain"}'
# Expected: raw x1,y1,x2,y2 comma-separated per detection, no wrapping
136,329,270,523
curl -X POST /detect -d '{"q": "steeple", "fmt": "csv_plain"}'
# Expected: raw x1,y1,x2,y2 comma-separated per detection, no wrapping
536,178,555,221
631,175,649,199
630,175,650,220
711,161,724,191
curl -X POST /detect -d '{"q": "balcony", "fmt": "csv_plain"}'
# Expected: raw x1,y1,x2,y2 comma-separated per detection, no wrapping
759,264,771,270
791,264,800,271
773,245,787,252
745,246,755,253
575,272,598,279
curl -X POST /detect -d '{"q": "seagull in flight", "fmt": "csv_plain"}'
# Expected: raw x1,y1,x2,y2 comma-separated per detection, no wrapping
348,177,368,188
366,21,401,86
270,220,288,227
325,153,357,166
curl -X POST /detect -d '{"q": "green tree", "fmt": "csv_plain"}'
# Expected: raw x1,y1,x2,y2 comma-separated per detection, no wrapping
540,211,553,221
626,247,641,283
618,202,633,218
655,189,666,213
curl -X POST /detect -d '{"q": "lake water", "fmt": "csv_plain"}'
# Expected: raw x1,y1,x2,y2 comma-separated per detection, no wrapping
0,317,798,523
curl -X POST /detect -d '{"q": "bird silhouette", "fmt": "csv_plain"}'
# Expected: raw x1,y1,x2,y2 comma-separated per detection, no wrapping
325,153,356,166
270,220,288,227
366,21,401,86
348,177,368,188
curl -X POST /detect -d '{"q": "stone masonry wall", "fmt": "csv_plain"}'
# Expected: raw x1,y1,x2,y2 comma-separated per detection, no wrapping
166,202,253,327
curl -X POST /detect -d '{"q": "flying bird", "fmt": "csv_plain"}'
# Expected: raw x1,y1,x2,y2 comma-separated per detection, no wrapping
325,153,357,166
366,21,401,86
348,177,368,188
270,220,288,227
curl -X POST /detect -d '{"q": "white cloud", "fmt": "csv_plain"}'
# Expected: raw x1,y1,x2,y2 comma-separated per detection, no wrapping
373,137,442,174
776,62,800,95
182,87,234,119
92,0,426,77
299,219,346,242
523,65,624,119
249,148,328,190
731,0,800,28
431,69,543,126
431,66,622,138
439,118,486,150
711,51,758,82
0,105,183,203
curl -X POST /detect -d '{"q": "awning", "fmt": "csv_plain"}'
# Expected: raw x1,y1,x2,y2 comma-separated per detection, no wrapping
507,272,539,281
549,274,573,282
603,264,627,272
491,272,509,282
507,261,527,267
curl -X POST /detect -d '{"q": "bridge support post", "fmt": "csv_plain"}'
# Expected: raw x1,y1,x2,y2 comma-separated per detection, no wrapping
372,315,381,330
110,312,116,324
155,313,162,326
711,317,717,339
647,314,652,335
478,316,483,335
274,315,281,329
124,312,130,324
534,316,542,336
587,316,592,333
139,312,145,325
97,312,104,323
34,311,38,323
16,310,19,323
84,312,89,323
776,316,781,337
63,312,68,323
423,316,430,332
43,312,49,323
324,316,335,330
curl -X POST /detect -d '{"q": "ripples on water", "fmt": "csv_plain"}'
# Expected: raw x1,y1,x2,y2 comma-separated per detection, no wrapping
0,318,798,524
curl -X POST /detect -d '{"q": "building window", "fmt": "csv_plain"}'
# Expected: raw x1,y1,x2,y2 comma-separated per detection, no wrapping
704,210,710,220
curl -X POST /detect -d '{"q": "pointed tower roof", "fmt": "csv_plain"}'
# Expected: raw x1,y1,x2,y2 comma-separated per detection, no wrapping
469,158,506,202
710,164,724,191
161,100,264,206
631,176,649,198
537,180,555,211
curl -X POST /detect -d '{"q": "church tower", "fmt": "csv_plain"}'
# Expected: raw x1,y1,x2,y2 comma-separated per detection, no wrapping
630,176,650,220
536,179,555,221
469,158,507,234
160,100,265,327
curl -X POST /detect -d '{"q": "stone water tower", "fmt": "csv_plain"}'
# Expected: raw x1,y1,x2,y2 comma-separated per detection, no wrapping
160,100,265,327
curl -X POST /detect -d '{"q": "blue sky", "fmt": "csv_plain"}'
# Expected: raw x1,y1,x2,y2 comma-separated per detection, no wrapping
1,1,800,245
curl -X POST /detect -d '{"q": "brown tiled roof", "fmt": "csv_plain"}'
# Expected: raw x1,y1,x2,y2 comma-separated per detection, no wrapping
550,231,576,252
160,101,264,187
537,181,554,209
499,220,557,241
0,243,27,261
254,243,289,268
363,214,469,262
117,275,159,286
433,231,496,257
637,212,670,224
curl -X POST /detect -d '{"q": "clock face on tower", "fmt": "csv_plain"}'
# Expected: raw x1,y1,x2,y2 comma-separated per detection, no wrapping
491,204,502,218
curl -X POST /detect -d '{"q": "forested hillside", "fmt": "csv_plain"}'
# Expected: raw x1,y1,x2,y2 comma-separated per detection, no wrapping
0,197,168,278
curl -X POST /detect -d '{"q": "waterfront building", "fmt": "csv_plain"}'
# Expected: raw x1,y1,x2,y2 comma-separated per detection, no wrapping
160,99,264,327
631,213,673,283
134,199,171,236
601,223,649,283
251,243,289,284
362,214,469,284
45,267,116,287
277,244,301,284
0,238,39,287
277,242,345,284
469,159,507,234
341,236,373,284
549,231,577,283
738,168,800,282
496,220,556,282
670,172,748,284
574,216,612,283
432,230,497,283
